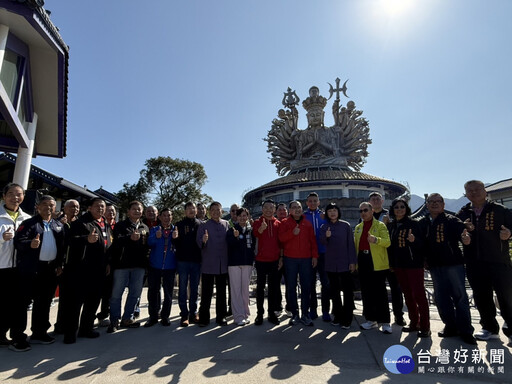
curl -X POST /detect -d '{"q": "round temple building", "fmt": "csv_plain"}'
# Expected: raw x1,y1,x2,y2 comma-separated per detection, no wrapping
242,79,407,225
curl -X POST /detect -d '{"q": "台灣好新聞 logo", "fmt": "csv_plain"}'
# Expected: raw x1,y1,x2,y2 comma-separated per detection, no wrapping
383,345,415,374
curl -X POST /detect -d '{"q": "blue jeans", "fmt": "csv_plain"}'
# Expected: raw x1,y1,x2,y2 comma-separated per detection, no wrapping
110,268,145,322
177,262,201,318
430,264,473,335
284,257,312,317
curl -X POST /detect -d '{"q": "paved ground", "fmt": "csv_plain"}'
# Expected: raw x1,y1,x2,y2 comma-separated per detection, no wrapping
1,288,512,384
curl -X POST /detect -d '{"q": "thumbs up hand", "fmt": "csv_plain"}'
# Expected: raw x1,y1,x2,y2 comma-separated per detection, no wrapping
461,228,471,245
131,229,141,241
2,226,14,241
293,224,300,235
407,228,415,243
259,218,268,234
367,232,377,244
202,229,209,243
88,227,99,243
31,233,41,249
464,218,474,232
500,225,511,241
156,226,163,239
172,226,179,239
326,227,332,238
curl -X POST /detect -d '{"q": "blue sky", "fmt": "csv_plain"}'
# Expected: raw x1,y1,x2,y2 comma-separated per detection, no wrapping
33,0,512,207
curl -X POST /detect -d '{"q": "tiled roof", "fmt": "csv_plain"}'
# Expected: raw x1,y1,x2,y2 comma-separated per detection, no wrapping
486,178,512,193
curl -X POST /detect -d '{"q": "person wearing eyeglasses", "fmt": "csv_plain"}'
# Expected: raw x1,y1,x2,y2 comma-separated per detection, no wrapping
354,202,392,334
387,198,430,338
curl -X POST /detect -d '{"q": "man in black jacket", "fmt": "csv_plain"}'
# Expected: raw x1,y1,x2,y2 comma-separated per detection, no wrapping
173,202,202,327
107,201,149,333
60,198,112,344
457,180,512,342
11,195,65,351
419,193,476,345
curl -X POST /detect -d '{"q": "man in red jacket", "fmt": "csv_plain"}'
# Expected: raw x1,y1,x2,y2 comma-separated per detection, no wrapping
253,200,282,326
278,201,318,326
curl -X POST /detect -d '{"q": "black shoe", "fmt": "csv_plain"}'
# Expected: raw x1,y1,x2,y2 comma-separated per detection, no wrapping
9,340,31,352
460,333,478,345
402,326,420,333
438,328,458,338
198,321,209,327
395,317,406,327
107,321,119,333
30,333,55,344
78,330,100,339
418,330,431,338
268,315,280,325
63,335,76,344
216,318,228,326
120,319,140,328
53,326,64,335
255,315,263,326
144,318,159,328
189,314,200,324
180,317,190,327
133,310,140,319
160,319,171,327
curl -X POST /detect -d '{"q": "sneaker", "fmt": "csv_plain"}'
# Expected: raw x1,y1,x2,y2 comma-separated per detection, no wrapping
216,318,228,326
144,318,159,328
301,315,314,326
120,319,140,328
268,315,280,325
381,323,392,334
255,315,263,326
9,340,31,352
395,316,406,327
237,320,246,326
460,333,478,345
30,334,55,344
418,330,431,338
340,325,351,330
322,313,332,322
289,315,299,326
244,318,251,325
360,321,378,330
475,329,500,341
98,318,111,327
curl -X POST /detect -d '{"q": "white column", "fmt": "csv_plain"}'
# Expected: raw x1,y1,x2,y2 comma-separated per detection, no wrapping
0,24,9,65
13,113,38,189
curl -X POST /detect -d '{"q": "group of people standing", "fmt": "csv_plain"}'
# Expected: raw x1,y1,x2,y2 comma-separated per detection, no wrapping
0,179,511,353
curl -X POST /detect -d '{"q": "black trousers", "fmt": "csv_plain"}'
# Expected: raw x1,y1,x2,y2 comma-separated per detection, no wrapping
327,271,354,326
358,252,390,323
12,261,58,342
199,273,228,323
255,260,281,316
60,267,104,337
0,268,17,338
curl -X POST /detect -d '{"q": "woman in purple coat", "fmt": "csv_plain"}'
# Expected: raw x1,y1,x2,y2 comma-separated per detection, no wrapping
319,203,357,329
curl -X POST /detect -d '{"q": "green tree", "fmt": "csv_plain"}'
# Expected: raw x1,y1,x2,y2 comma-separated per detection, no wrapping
117,157,211,220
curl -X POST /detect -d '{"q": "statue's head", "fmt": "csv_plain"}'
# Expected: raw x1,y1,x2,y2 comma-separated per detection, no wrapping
302,86,327,128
